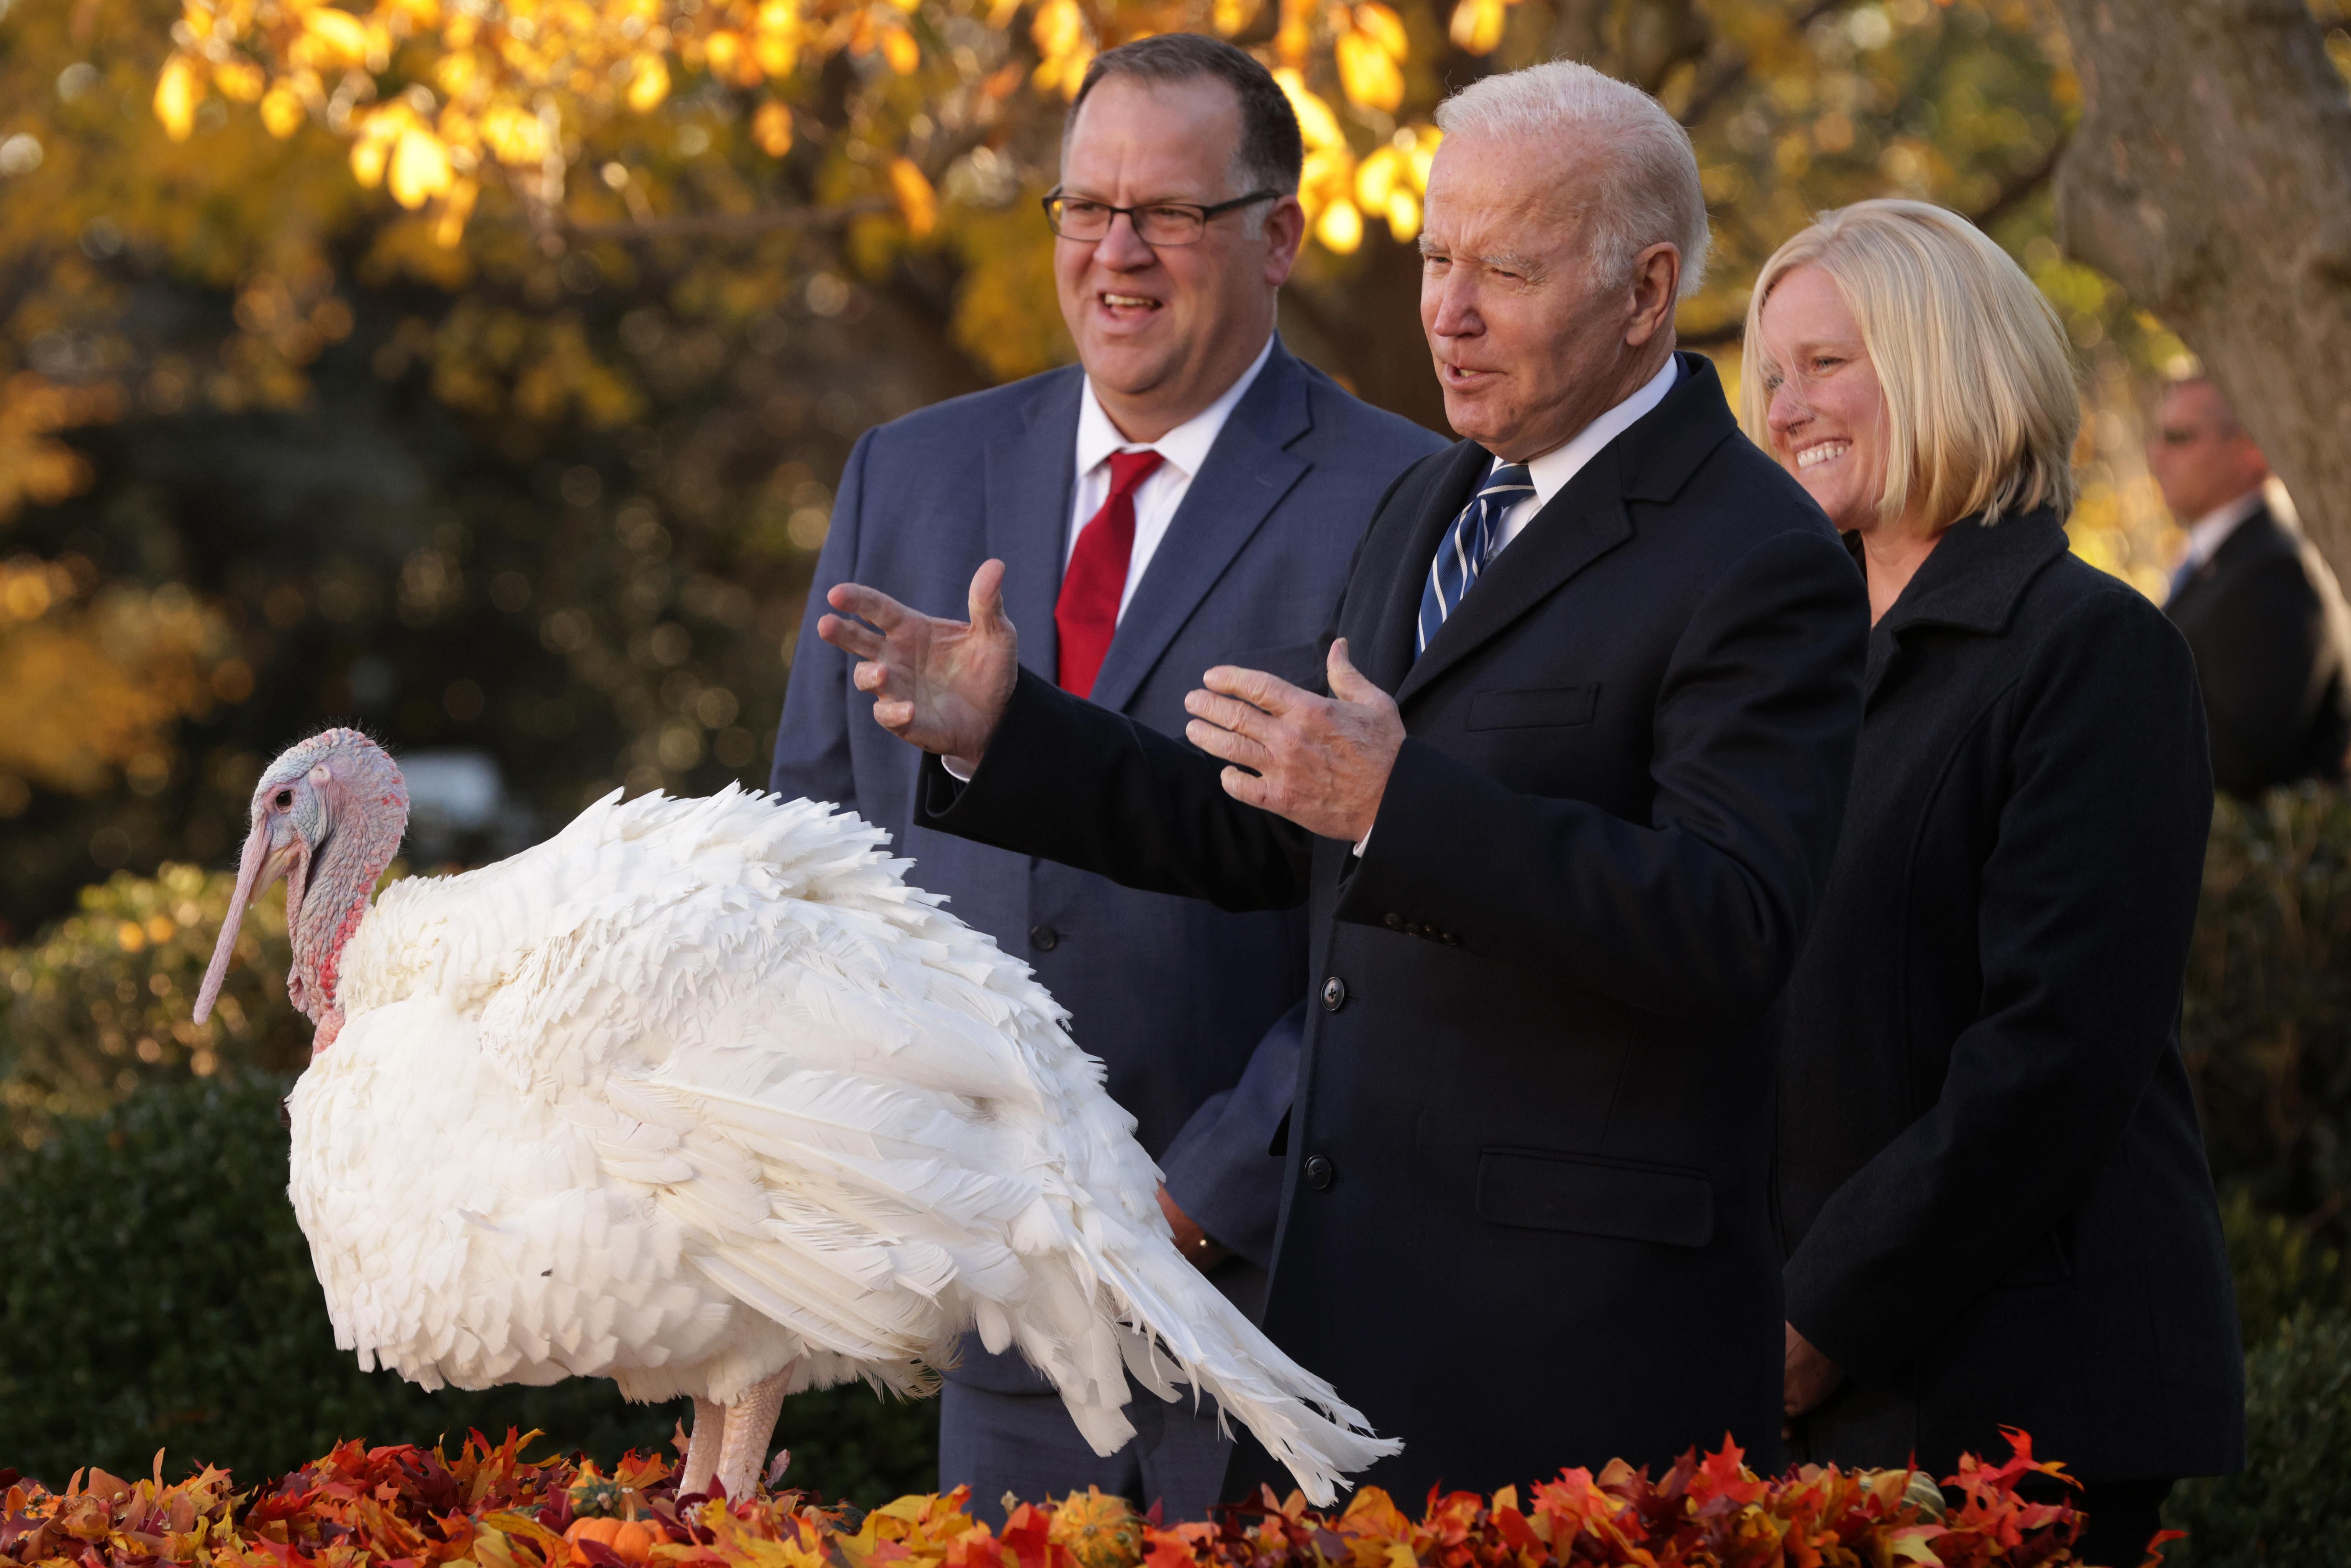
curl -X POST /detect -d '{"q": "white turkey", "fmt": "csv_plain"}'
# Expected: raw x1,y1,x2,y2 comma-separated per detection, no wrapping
191,727,1395,1506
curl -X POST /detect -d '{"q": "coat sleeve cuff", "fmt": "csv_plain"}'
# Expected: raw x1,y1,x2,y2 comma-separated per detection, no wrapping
1331,737,1477,945
1782,1245,1916,1387
911,667,1072,847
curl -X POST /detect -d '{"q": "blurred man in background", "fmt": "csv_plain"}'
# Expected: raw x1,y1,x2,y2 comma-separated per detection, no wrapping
769,31,1444,1522
2152,377,2351,798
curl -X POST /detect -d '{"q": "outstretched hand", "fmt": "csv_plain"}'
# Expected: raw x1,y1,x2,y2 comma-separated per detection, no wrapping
817,561,1019,773
1183,638,1403,843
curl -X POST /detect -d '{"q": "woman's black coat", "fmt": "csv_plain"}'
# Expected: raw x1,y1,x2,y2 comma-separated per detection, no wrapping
1778,508,2245,1483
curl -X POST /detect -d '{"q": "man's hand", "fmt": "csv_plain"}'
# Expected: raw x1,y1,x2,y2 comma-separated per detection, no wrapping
817,561,1020,773
1182,638,1403,843
1782,1321,1845,1436
1157,1184,1231,1274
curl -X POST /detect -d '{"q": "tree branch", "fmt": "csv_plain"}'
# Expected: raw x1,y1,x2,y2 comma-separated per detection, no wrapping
1968,133,2067,232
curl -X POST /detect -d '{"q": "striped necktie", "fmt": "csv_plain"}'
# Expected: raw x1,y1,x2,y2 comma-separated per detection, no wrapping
1417,462,1534,656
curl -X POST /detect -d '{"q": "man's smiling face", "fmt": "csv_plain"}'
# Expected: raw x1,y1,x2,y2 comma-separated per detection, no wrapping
1053,73,1297,440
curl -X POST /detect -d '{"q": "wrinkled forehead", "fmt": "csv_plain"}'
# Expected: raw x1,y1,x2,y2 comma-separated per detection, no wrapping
1423,134,1594,262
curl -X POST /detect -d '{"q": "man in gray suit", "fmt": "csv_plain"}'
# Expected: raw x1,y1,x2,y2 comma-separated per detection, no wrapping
768,31,1444,1521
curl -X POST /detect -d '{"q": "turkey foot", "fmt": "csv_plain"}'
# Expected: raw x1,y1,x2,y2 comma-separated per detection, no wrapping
679,1397,726,1497
680,1368,796,1501
716,1368,794,1500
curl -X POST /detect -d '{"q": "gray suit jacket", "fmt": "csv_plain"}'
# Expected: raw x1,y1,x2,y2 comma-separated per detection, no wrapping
770,339,1444,1392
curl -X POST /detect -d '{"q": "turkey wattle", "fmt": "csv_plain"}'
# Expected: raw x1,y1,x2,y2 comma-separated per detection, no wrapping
192,728,1396,1504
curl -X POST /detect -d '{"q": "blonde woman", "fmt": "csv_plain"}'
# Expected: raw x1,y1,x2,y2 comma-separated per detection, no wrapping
1743,198,2242,1561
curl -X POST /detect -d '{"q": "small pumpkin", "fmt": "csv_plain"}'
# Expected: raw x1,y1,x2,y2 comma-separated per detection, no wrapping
564,1515,656,1567
1047,1487,1145,1568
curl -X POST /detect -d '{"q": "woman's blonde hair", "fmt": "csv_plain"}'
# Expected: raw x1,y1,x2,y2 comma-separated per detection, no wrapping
1738,198,2079,527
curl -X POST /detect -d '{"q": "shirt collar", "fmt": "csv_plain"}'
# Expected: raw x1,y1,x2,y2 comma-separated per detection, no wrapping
1076,334,1277,482
2181,487,2267,571
1517,354,1682,504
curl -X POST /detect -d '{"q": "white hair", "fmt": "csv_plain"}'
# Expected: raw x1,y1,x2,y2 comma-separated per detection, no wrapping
1433,60,1710,300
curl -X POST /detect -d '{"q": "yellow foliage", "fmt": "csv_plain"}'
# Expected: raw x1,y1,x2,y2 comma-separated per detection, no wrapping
1448,0,1507,54
433,175,480,246
297,8,374,71
1299,142,1355,220
1274,68,1345,150
480,103,550,167
0,375,124,525
950,198,1074,384
1335,27,1403,111
1355,144,1401,210
1315,197,1364,253
752,100,794,157
1384,186,1421,241
260,84,307,136
152,56,202,141
0,569,238,795
389,125,454,208
1352,2,1407,59
890,157,938,237
1212,0,1258,36
1031,0,1092,96
626,54,672,112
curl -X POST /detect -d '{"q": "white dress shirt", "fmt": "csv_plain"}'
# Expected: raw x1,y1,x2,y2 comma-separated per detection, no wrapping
941,337,1275,784
2177,487,2268,577
1069,333,1276,620
1486,354,1680,557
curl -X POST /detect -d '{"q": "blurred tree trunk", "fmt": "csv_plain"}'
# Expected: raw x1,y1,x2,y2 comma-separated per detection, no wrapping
2053,0,2351,571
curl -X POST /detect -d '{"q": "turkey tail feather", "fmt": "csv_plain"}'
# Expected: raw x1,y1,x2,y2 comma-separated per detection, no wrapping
1082,1218,1400,1506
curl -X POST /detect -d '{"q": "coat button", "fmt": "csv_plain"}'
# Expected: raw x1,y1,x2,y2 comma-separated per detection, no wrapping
1320,975,1347,1011
1303,1155,1335,1190
1030,925,1059,952
1383,912,1403,930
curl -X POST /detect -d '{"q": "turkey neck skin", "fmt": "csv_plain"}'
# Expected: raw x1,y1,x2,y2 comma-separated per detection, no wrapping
291,773,408,1048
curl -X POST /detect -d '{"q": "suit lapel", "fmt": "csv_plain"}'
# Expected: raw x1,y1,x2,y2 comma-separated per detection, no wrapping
1388,353,1735,709
1392,448,1634,708
1087,345,1314,713
1360,440,1492,696
983,369,1085,683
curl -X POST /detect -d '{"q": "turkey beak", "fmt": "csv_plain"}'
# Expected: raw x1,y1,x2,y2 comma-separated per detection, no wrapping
193,814,301,1025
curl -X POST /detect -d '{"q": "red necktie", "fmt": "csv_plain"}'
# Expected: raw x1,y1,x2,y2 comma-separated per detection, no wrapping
1056,448,1164,698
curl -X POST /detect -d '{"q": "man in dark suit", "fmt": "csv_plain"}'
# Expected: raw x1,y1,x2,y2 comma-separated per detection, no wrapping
813,59,1867,1499
769,33,1444,1520
2151,376,2351,796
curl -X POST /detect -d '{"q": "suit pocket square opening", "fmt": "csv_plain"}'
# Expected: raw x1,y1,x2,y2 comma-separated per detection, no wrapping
1466,684,1600,730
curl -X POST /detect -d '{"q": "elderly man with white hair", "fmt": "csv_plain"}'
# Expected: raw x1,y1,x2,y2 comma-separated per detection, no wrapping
818,59,1869,1495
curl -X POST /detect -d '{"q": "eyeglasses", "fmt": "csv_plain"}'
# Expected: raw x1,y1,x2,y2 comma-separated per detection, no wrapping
1043,189,1280,246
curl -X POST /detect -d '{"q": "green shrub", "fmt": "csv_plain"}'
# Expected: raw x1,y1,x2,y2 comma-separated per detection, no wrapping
0,1074,938,1504
0,863,306,1149
2164,1308,2351,1568
2218,1184,2351,1349
2185,789,2351,1240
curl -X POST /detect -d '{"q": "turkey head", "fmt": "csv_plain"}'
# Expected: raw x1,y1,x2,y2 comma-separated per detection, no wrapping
195,728,410,1051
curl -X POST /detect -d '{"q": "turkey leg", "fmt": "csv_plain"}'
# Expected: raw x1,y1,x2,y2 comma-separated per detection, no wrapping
714,1367,795,1500
680,1397,726,1496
